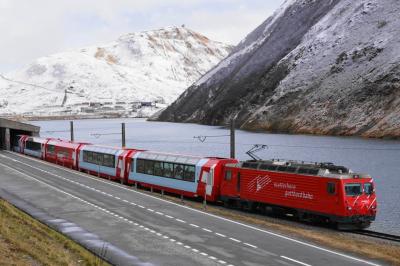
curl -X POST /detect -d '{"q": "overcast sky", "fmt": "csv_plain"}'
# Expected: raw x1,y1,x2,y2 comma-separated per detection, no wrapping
0,0,284,73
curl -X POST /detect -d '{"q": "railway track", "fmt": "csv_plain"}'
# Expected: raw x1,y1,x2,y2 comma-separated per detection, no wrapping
355,230,400,243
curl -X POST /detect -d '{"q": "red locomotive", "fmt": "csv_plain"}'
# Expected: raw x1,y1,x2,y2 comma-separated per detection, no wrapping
16,135,377,229
221,160,376,229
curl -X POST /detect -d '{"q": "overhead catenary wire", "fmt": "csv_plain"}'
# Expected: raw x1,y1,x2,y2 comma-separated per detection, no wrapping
90,133,121,139
193,134,230,143
0,73,65,94
42,130,71,134
40,131,400,151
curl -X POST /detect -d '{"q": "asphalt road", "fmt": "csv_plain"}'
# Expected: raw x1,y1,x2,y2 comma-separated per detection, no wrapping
0,151,384,266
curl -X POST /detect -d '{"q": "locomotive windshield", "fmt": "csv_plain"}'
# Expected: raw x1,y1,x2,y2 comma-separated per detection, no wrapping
345,183,362,196
364,183,374,195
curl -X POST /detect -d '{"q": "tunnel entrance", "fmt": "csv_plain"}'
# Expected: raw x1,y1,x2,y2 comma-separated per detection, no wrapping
0,128,5,150
0,118,40,150
10,129,33,151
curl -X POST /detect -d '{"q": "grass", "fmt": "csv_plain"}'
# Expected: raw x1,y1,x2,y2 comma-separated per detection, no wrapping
139,187,400,266
0,199,110,266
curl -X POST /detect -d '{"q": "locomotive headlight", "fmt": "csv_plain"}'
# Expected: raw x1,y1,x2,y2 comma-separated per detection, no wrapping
347,206,352,210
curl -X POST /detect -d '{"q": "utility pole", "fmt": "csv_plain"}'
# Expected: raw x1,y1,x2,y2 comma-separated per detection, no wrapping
121,122,126,148
70,121,74,142
230,119,235,159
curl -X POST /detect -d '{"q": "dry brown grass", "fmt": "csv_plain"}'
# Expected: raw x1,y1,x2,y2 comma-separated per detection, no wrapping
0,199,110,266
139,188,400,266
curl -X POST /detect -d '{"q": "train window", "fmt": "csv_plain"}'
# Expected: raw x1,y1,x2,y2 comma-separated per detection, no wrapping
364,183,374,195
137,159,145,173
327,182,336,194
224,170,232,181
57,148,69,158
345,183,362,196
26,141,41,151
101,154,107,165
267,165,278,171
47,145,55,154
174,164,184,180
87,152,94,163
84,151,91,162
183,165,195,182
103,154,115,168
286,167,297,172
153,161,163,176
163,162,174,178
95,153,103,164
144,160,154,175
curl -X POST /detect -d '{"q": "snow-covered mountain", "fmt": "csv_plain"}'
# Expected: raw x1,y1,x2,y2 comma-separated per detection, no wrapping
157,0,400,138
0,26,232,117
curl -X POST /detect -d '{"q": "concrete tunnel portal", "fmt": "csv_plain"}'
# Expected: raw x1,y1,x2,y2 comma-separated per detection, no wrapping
0,118,40,150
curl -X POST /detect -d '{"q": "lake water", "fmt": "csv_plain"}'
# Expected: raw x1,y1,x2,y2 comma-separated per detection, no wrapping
32,118,400,235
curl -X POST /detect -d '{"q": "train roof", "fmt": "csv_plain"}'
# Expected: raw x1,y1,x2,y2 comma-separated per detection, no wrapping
47,139,86,148
228,159,371,180
81,145,125,156
26,136,51,144
137,151,204,165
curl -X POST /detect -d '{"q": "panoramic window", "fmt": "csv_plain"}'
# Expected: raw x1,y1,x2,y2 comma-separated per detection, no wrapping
174,164,184,180
137,159,145,173
345,183,362,196
135,158,195,182
154,161,163,176
183,165,195,182
82,151,115,168
103,154,114,167
163,162,174,178
144,160,154,175
26,141,41,151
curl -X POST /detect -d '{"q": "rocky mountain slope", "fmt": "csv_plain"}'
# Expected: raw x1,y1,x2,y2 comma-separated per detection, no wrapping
0,26,232,117
157,0,400,138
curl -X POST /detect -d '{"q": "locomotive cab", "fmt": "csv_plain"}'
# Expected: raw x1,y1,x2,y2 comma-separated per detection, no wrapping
340,176,377,229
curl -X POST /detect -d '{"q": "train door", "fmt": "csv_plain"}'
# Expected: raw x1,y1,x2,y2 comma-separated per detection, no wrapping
200,167,214,199
75,144,84,170
125,152,135,182
116,154,125,183
18,136,27,153
206,165,216,196
326,181,339,214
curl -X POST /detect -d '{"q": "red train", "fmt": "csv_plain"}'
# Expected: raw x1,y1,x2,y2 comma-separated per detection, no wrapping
16,135,377,229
